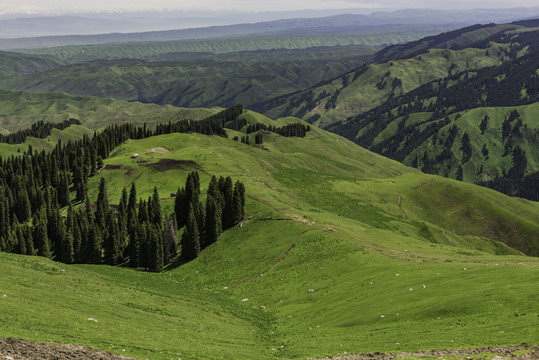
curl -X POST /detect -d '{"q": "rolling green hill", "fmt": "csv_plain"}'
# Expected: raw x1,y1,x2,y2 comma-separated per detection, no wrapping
0,89,219,132
0,111,538,359
0,47,375,109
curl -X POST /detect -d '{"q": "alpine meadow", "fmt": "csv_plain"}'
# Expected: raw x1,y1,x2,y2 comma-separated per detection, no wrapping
0,4,538,360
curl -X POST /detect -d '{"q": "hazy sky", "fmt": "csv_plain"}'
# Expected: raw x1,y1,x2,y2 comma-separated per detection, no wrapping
2,0,539,14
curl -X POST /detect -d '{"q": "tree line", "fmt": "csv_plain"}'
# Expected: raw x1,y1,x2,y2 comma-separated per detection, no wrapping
0,118,81,145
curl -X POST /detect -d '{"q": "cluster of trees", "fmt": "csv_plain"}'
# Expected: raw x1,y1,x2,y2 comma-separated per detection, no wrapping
245,123,310,138
0,119,81,145
0,105,248,270
175,172,245,260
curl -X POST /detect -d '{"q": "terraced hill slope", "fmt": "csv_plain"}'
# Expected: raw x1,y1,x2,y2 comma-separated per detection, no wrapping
0,112,538,360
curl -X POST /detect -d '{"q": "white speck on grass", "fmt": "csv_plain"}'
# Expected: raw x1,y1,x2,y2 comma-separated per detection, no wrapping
409,288,414,291
2,294,7,298
223,287,228,290
87,318,98,323
422,284,426,288
395,273,399,276
241,299,249,302
380,315,385,318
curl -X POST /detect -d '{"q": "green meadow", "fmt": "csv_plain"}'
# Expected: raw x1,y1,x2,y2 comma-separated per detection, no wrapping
1,117,538,359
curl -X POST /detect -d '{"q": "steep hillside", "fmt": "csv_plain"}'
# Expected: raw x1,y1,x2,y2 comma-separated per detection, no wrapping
258,43,509,126
326,49,539,199
0,111,539,359
258,22,539,127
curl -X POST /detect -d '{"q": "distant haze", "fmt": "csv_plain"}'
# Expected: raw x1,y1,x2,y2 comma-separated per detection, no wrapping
2,0,539,14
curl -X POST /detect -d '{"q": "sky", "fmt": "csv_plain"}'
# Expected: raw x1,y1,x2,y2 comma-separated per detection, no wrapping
2,0,539,15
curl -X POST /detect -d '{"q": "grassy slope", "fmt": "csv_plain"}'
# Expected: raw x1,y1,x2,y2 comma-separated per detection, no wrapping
1,120,538,360
261,43,509,127
372,103,539,183
0,89,219,132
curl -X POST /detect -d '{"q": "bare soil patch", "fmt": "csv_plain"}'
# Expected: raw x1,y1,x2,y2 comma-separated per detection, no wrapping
322,345,539,359
0,337,137,360
147,147,169,154
102,164,134,176
146,159,200,172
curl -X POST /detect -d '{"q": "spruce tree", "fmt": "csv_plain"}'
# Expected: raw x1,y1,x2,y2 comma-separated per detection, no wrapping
181,203,200,260
58,171,70,207
204,195,221,248
174,187,186,227
105,215,122,265
162,216,178,264
222,176,234,228
148,224,164,272
33,210,51,258
128,208,140,267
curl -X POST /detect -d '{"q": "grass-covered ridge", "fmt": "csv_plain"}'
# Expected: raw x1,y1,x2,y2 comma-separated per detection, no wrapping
1,112,538,359
0,89,219,132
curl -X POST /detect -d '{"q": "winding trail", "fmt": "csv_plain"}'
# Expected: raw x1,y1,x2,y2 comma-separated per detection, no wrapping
231,229,313,288
397,195,407,219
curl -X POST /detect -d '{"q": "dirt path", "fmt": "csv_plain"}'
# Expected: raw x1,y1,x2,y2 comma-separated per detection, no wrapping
397,195,407,219
322,345,539,359
239,212,262,227
0,338,137,360
232,230,312,288
413,178,434,189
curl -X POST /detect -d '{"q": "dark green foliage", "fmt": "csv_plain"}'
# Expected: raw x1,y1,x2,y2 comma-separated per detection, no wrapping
204,195,222,247
0,119,80,145
460,133,472,163
480,115,489,135
148,224,164,272
162,216,178,264
181,203,200,260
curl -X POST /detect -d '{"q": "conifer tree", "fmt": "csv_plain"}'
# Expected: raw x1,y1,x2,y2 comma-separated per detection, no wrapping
148,224,164,272
181,203,200,260
128,183,137,217
58,170,70,207
33,210,51,258
128,208,140,267
174,187,186,227
162,216,178,264
222,176,234,228
204,195,221,248
105,215,122,265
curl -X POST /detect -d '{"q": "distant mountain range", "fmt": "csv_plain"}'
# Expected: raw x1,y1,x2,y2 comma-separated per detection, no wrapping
1,8,539,50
